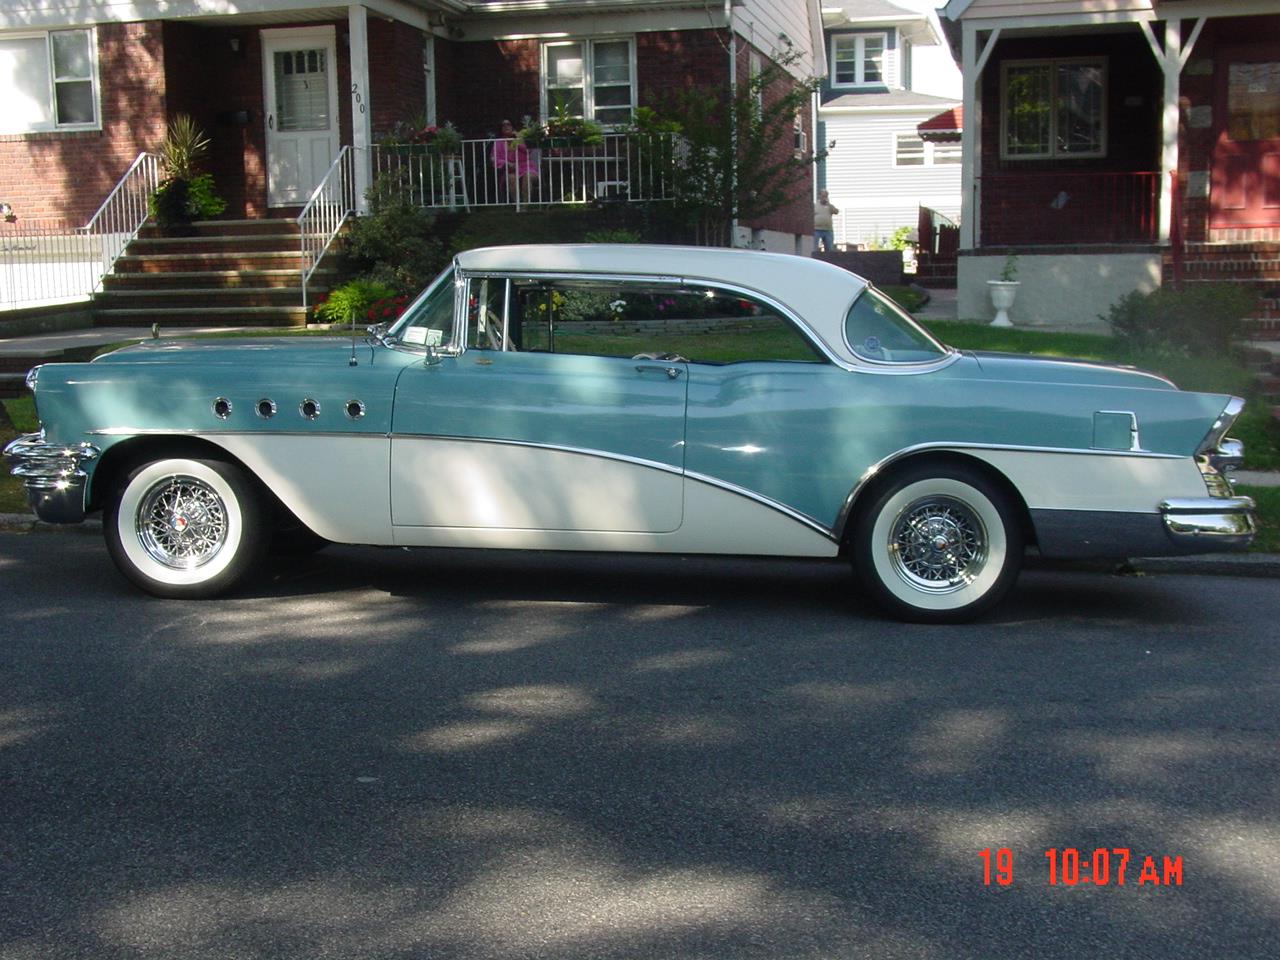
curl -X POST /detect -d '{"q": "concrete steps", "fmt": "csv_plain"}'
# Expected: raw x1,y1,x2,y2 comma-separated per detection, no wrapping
93,217,332,329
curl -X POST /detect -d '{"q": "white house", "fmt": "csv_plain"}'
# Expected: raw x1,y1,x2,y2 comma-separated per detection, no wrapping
818,0,963,248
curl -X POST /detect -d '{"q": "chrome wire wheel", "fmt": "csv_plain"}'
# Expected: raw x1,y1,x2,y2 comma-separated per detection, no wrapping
888,495,988,594
106,456,266,598
854,465,1024,623
136,475,228,569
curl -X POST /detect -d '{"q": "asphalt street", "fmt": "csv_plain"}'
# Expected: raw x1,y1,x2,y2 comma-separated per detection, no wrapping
1,532,1278,960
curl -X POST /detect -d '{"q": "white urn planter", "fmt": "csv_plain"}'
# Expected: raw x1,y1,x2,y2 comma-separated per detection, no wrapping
987,280,1019,327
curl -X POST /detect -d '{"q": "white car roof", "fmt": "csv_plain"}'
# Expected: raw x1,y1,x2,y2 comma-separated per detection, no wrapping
455,244,870,364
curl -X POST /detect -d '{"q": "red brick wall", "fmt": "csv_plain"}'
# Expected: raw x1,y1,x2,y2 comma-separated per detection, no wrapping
437,38,541,137
737,42,815,239
637,29,730,96
368,19,428,138
0,22,167,225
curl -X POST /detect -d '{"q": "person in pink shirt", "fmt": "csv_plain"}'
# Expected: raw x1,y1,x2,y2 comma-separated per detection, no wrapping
492,119,538,202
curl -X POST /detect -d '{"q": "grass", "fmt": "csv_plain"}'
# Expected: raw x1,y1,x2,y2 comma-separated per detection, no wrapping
1238,486,1280,553
0,396,37,513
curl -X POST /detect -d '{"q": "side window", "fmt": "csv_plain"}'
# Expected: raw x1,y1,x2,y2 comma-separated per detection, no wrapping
504,279,823,364
466,277,509,350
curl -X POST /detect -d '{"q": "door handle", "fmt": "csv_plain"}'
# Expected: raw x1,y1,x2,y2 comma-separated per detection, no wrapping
268,114,275,130
635,364,682,379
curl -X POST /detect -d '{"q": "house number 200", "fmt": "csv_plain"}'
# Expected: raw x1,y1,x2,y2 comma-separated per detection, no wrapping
351,83,366,113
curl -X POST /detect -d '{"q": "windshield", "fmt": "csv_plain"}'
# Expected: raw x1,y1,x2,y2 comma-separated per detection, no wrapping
387,267,458,347
843,288,948,364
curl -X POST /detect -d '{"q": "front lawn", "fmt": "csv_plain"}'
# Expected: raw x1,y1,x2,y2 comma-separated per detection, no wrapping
0,397,37,513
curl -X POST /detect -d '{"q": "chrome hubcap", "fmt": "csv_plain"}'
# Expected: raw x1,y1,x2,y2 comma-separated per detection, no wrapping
136,475,228,569
889,496,987,593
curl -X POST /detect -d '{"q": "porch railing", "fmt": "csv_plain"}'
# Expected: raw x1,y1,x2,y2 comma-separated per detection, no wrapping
298,145,360,310
979,171,1161,246
0,151,160,310
370,133,677,212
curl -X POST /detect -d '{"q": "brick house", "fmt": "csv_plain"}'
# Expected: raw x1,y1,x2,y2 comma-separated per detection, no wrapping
0,0,824,253
942,0,1280,332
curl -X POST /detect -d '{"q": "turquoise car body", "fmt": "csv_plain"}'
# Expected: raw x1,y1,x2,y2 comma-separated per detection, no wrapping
6,244,1256,589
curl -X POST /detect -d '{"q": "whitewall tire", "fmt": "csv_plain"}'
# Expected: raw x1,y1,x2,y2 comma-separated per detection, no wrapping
852,464,1023,623
104,457,266,598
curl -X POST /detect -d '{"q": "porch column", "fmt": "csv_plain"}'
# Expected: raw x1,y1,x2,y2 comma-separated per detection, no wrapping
959,24,1000,249
349,3,373,215
1140,16,1206,242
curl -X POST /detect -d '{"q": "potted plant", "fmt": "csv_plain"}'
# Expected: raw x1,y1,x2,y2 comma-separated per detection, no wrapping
149,114,226,236
987,253,1019,327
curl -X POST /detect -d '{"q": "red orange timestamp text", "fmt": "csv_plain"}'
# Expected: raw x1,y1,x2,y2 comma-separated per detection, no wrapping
980,848,1184,887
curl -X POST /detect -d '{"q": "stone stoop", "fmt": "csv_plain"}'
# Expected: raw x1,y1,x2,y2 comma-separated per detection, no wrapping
93,219,337,329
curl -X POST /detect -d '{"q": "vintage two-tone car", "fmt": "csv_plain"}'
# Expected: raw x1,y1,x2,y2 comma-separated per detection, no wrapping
4,245,1256,621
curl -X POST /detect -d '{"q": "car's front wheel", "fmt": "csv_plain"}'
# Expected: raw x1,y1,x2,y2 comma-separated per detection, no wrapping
852,464,1024,623
104,456,266,598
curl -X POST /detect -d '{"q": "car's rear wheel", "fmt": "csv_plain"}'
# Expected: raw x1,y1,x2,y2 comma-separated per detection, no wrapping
852,463,1023,623
104,457,266,598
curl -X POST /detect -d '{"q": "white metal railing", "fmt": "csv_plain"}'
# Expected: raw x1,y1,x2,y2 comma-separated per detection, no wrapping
0,151,160,310
298,145,360,309
369,133,677,213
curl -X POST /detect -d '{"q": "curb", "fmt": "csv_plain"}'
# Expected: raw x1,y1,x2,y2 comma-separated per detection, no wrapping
1,511,1277,578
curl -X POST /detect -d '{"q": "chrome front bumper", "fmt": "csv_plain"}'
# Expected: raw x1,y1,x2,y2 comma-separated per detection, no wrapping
3,431,100,524
1159,496,1256,552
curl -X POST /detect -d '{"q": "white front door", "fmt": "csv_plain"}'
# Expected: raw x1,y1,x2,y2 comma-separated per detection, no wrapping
262,27,339,207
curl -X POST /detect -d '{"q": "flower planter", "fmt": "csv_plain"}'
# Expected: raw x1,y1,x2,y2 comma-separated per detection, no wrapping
987,280,1019,327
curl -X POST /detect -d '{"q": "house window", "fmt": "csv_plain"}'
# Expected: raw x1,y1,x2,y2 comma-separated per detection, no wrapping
542,38,635,126
932,141,961,164
831,33,886,87
1002,58,1106,159
895,134,925,166
0,28,99,134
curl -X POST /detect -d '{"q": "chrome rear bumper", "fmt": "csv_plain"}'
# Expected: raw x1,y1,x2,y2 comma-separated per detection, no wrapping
1160,496,1256,551
3,431,100,524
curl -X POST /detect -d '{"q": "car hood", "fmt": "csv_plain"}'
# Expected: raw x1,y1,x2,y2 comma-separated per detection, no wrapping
965,350,1178,391
90,337,377,368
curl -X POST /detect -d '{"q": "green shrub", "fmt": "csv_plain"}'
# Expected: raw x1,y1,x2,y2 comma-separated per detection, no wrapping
312,278,399,325
1103,283,1257,353
345,183,452,294
583,228,642,244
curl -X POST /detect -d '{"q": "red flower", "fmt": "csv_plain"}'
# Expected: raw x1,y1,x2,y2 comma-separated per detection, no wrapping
367,308,377,319
383,306,394,317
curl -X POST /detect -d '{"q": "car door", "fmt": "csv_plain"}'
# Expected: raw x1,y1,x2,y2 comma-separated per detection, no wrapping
389,274,688,535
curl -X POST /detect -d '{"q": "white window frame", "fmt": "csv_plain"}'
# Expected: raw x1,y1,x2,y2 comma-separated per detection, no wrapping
829,32,888,89
893,133,926,167
540,36,637,127
0,27,100,134
1000,56,1108,161
893,132,964,168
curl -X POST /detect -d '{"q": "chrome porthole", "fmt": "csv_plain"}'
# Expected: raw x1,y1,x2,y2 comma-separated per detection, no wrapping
299,398,321,420
212,397,232,420
345,399,366,420
887,495,988,594
256,398,277,419
136,475,228,569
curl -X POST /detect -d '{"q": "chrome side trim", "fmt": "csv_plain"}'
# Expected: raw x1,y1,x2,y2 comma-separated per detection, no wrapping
390,432,685,478
86,428,388,438
387,433,838,542
832,441,1186,541
1159,496,1255,514
683,469,837,541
